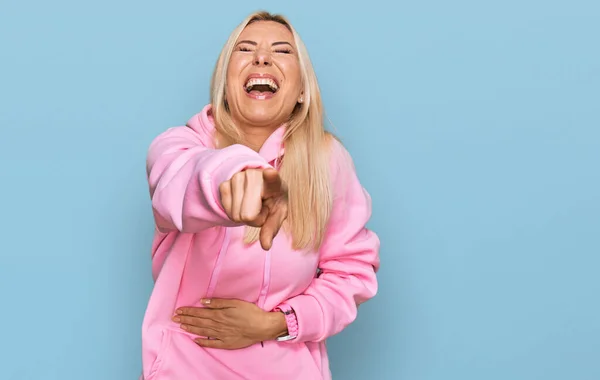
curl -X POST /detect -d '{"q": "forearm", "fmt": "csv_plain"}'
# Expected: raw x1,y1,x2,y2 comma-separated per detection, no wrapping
147,128,270,232
283,262,378,343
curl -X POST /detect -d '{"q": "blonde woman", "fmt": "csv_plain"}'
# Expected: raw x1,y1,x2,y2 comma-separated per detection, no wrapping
140,11,380,380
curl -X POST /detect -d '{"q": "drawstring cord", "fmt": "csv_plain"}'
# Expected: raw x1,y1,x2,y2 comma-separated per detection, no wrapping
260,147,283,349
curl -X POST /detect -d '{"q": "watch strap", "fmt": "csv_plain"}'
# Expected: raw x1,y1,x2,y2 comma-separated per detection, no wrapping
275,304,298,341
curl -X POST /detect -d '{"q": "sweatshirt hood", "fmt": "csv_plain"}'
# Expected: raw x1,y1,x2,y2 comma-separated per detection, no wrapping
186,104,286,165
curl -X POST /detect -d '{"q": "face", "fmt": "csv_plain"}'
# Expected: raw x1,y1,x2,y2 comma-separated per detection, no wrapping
225,21,303,131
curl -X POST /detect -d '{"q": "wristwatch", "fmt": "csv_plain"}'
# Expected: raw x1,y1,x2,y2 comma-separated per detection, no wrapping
274,304,298,341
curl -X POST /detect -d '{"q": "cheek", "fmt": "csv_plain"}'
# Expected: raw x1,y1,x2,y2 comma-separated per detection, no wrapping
226,57,248,88
281,62,301,90
225,83,237,103
225,79,242,102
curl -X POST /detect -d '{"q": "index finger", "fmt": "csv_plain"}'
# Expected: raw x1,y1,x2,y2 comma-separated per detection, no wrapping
176,307,217,319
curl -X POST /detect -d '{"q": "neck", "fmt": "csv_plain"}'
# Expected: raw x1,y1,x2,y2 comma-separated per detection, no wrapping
239,124,279,152
215,123,279,152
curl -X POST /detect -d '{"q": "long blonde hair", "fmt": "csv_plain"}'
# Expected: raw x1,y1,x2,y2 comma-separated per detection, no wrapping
210,11,333,251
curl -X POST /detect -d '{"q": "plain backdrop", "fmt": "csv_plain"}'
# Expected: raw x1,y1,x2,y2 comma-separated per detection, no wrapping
1,1,599,379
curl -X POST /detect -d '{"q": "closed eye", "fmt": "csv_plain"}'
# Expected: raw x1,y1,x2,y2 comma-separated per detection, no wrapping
274,48,292,54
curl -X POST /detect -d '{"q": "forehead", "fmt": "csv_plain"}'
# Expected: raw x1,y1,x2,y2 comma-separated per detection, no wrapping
237,21,295,43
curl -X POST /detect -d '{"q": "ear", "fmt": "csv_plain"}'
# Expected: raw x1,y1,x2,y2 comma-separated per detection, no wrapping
297,91,304,104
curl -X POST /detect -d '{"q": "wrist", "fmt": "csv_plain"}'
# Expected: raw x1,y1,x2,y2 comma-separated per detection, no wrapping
274,304,298,341
263,311,288,340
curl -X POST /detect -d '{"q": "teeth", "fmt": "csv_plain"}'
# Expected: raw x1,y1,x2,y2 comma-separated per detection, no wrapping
245,78,279,91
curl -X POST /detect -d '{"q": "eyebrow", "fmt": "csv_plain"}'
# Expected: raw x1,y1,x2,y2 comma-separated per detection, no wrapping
236,40,294,48
273,41,293,48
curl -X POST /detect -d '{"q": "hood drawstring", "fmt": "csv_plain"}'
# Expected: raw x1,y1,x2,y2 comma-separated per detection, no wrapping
260,148,283,348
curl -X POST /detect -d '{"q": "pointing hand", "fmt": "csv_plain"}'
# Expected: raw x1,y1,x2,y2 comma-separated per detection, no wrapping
219,168,288,250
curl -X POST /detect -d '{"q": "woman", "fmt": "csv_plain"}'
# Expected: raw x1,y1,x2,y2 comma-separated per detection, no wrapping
140,11,380,380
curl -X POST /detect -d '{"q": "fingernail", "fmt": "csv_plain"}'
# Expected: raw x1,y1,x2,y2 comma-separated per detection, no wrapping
176,309,182,314
180,324,188,330
172,316,180,323
201,299,211,305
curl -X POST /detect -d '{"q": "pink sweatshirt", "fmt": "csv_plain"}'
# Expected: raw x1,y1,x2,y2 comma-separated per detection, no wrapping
140,105,380,380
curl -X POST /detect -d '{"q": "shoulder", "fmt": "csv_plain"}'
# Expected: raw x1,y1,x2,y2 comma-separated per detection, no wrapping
148,106,216,151
324,132,357,177
322,133,373,221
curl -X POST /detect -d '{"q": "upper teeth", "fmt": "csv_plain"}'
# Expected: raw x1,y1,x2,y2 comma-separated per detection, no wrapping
245,78,278,91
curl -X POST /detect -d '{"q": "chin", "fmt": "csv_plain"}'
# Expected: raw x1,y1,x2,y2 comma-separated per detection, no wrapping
245,114,278,126
241,108,281,126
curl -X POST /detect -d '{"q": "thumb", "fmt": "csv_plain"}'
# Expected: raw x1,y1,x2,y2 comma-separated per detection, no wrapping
262,168,285,199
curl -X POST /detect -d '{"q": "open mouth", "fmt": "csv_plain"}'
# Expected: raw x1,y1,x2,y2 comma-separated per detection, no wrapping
244,77,279,96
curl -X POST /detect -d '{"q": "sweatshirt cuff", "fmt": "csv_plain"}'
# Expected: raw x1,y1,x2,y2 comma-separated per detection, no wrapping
281,294,326,343
204,145,272,219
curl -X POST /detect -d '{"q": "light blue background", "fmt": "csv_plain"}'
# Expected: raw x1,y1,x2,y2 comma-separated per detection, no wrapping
1,0,598,379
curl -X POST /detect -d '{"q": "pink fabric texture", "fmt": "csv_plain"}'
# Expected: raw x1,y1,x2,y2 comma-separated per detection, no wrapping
140,105,380,379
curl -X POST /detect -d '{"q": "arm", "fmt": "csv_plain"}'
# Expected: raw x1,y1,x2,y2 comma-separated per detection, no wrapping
276,140,380,343
147,126,271,233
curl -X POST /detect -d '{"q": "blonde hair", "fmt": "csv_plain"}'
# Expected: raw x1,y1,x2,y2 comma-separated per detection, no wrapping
210,11,333,251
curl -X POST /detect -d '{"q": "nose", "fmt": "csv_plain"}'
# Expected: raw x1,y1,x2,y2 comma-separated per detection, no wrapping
253,48,272,66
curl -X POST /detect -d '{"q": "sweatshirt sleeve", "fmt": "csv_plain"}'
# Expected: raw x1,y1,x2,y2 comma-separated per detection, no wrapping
146,126,271,233
279,140,380,343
